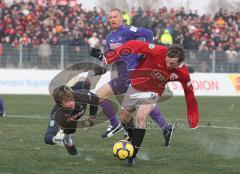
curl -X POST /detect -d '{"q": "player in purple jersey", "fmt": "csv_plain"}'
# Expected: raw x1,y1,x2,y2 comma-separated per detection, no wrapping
0,97,5,117
89,9,174,146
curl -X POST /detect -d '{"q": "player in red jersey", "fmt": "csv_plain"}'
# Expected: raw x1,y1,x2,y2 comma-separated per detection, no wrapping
101,40,199,166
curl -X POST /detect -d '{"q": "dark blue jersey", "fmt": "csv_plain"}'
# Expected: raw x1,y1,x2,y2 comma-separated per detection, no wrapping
106,25,153,75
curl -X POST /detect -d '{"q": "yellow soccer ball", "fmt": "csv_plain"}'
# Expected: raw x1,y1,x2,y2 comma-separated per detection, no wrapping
112,140,134,160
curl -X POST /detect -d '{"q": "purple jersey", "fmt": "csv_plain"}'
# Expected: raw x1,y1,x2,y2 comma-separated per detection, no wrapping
106,25,153,75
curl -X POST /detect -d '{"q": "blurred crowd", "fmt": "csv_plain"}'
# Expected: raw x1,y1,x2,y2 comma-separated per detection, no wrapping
0,1,239,50
0,1,239,71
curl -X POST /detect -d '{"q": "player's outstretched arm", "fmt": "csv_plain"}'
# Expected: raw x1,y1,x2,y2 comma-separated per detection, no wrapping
103,40,152,64
182,81,199,129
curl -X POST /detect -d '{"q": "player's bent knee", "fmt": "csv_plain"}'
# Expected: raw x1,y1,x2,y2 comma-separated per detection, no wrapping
44,133,55,145
119,108,133,123
63,128,76,134
136,116,146,124
123,106,136,113
136,116,147,128
96,83,113,100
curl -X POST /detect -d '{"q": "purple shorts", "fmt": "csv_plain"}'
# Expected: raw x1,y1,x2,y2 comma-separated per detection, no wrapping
109,75,131,95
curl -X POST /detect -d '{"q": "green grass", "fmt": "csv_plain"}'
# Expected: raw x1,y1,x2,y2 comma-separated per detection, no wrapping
0,95,240,174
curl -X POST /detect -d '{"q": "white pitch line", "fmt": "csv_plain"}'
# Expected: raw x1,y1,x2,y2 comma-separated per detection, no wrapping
199,125,240,130
3,115,240,130
4,114,48,119
174,118,237,123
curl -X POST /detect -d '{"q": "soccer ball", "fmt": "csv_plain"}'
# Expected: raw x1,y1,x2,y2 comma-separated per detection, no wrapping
112,140,134,160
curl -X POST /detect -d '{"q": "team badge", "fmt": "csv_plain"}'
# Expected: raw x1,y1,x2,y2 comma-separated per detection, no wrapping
170,73,178,80
149,44,155,49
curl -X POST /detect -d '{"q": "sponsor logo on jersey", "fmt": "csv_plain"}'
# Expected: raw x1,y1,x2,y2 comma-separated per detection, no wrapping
149,44,155,49
65,109,85,122
170,73,178,80
151,69,166,82
109,43,122,49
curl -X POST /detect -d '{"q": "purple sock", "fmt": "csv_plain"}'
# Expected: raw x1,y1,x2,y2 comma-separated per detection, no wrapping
0,97,4,113
100,99,119,127
149,106,168,130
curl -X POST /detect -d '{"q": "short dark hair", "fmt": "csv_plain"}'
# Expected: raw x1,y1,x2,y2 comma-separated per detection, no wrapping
167,44,185,63
53,86,73,106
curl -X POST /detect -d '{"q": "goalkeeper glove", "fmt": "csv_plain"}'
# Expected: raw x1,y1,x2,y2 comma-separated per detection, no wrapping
88,47,103,61
88,115,97,127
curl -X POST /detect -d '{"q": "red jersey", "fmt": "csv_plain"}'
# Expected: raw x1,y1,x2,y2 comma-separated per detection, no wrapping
103,40,199,129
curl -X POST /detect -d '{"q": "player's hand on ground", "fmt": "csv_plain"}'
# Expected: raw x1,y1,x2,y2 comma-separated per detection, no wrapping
88,115,97,127
88,47,103,61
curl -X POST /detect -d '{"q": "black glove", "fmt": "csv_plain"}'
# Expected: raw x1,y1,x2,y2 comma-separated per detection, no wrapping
88,47,103,61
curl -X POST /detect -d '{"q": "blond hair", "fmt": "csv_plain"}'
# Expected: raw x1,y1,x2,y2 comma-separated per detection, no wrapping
53,86,74,106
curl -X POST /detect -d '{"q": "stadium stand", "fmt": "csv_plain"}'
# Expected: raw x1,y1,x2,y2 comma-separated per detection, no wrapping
0,1,239,72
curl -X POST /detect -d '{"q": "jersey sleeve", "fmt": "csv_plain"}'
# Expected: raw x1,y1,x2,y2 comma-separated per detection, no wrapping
74,91,99,117
124,26,154,43
88,92,99,116
71,81,90,91
180,69,199,129
105,33,111,49
103,40,167,64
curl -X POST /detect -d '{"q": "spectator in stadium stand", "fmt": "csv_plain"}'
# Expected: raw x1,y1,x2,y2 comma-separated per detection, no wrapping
88,32,100,49
31,36,40,48
96,22,108,38
72,33,85,46
20,33,31,66
122,10,131,25
0,2,6,16
96,33,107,53
171,24,184,45
198,40,209,51
0,20,3,40
92,9,107,25
131,7,144,27
0,0,239,57
48,35,61,68
183,32,199,50
160,29,173,46
0,42,3,65
38,38,52,69
225,46,239,72
131,7,137,17
54,20,64,34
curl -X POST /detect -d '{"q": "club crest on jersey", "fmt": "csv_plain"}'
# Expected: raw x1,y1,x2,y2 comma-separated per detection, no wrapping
170,73,178,80
149,44,155,49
